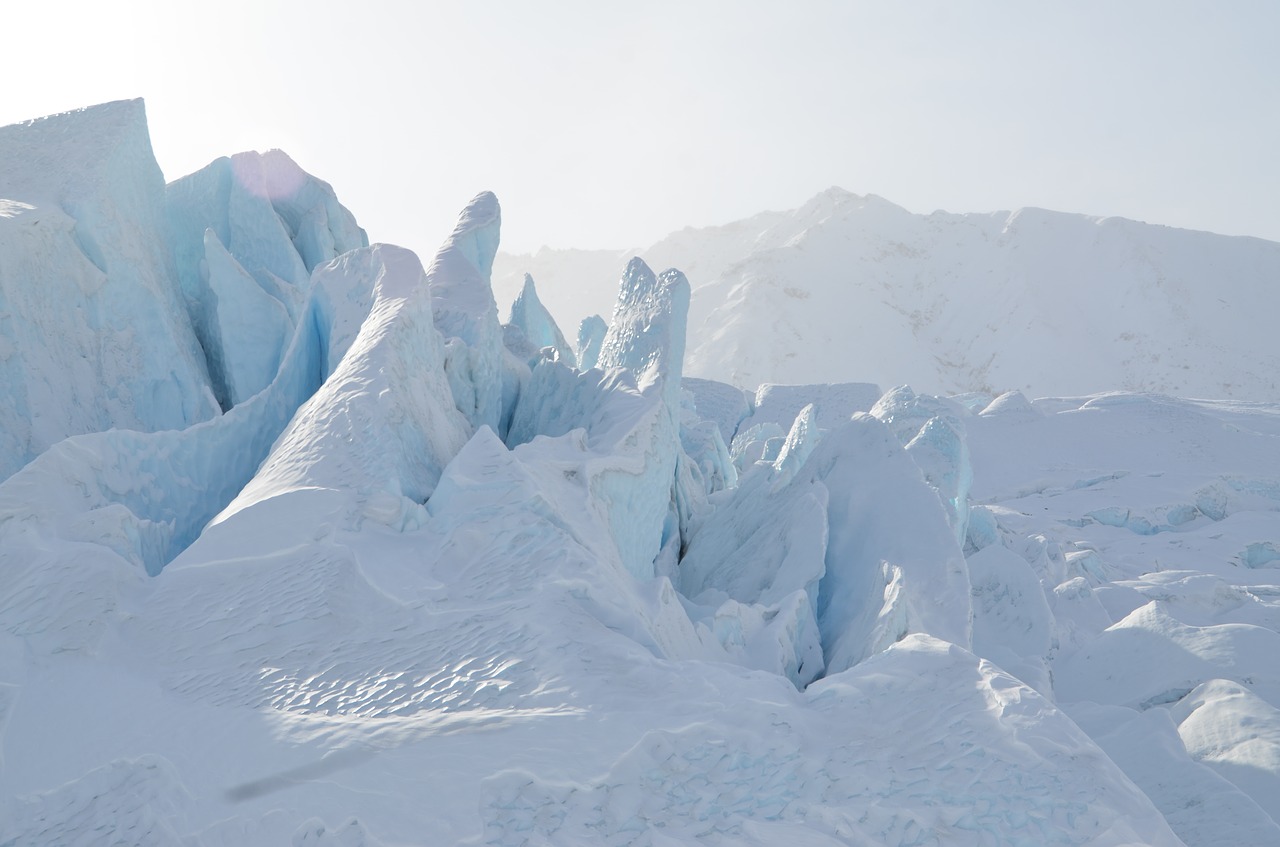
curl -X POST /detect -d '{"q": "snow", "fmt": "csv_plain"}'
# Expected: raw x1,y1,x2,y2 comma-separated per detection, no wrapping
6,100,1280,845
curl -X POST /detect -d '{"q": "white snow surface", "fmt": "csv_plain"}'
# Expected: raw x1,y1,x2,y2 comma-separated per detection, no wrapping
495,187,1280,401
4,101,1280,845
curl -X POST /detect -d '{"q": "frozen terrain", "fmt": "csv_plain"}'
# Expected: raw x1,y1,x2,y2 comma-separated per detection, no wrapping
494,188,1280,401
2,101,1279,846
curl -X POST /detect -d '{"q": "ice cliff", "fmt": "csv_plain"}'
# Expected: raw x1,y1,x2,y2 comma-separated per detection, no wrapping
0,100,217,481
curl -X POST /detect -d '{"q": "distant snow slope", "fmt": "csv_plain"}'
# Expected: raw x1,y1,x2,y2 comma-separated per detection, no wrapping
496,187,1280,401
4,102,1280,846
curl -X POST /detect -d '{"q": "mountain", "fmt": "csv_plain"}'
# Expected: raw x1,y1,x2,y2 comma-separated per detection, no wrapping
495,187,1280,401
3,101,1280,846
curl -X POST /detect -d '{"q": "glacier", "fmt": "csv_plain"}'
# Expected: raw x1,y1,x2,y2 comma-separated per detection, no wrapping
3,100,1280,846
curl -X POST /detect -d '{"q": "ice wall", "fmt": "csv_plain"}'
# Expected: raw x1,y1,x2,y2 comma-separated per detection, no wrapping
806,413,972,674
166,149,368,409
0,100,217,481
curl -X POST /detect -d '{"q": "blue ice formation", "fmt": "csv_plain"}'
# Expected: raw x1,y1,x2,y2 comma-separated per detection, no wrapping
803,413,972,674
575,314,607,370
506,258,698,582
871,385,973,546
208,245,471,541
426,191,506,434
0,99,218,481
508,273,575,367
680,377,752,447
166,150,367,409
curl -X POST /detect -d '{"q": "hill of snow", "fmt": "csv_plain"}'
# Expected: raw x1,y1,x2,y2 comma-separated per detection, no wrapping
3,101,1280,846
495,188,1280,401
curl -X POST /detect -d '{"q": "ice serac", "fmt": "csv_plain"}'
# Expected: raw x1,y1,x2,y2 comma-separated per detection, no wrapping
426,191,505,433
677,438,829,686
507,258,695,580
0,100,217,481
200,229,292,405
681,376,751,447
871,385,973,545
805,413,972,674
205,244,470,550
166,149,368,410
598,259,697,576
508,273,575,366
575,314,606,370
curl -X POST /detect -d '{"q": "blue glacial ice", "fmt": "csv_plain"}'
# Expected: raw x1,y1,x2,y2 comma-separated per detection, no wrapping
507,273,575,366
167,149,368,409
0,99,218,480
426,191,506,434
575,313,607,370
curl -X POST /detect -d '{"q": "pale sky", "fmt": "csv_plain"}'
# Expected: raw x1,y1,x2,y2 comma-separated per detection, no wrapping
4,1,1278,257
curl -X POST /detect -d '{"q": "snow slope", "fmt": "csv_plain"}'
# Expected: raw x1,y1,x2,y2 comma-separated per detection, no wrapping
3,101,1280,845
496,188,1280,401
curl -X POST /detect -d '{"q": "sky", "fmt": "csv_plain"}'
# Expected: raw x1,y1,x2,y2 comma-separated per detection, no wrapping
3,1,1279,257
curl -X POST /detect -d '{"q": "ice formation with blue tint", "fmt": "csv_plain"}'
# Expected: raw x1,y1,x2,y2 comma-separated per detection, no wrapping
0,100,217,480
575,313,607,369
426,191,506,434
507,273,575,366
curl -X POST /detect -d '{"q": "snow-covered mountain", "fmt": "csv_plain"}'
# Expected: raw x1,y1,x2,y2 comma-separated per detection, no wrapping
3,101,1280,846
495,188,1280,401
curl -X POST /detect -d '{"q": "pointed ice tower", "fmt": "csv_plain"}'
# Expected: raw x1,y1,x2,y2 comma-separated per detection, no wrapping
426,191,506,433
508,273,576,367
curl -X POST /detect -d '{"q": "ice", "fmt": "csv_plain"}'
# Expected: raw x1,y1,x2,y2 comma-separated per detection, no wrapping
680,376,752,446
967,543,1054,694
200,244,470,550
200,229,292,405
425,191,506,433
598,259,690,407
676,386,738,496
801,414,972,673
166,151,367,410
0,100,217,480
738,381,882,441
507,273,575,366
871,385,973,544
575,313,607,370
